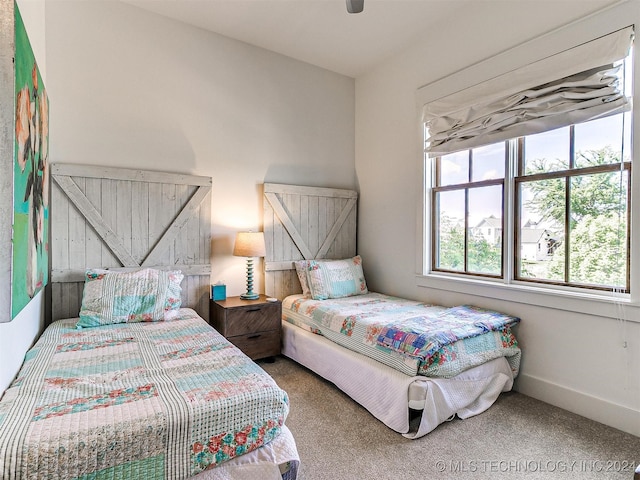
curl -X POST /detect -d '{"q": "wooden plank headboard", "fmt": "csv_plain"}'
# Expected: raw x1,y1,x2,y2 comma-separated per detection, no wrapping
49,163,212,322
263,183,358,300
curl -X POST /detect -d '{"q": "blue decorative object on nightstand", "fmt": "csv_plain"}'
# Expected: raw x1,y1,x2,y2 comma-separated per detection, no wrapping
212,284,226,301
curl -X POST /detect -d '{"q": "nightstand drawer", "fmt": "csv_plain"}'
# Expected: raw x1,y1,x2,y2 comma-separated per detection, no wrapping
223,303,280,336
228,330,281,360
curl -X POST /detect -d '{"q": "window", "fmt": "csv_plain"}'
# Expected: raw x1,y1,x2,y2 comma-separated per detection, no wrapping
432,143,505,277
516,114,631,291
430,109,631,292
422,27,634,296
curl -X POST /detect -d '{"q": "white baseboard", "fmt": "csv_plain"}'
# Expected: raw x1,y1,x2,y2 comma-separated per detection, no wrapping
514,373,640,437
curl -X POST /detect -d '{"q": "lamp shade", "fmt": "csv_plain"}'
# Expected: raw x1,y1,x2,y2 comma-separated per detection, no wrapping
233,232,266,258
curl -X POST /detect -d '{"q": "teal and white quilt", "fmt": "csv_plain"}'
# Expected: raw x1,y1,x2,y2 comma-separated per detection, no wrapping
0,309,291,479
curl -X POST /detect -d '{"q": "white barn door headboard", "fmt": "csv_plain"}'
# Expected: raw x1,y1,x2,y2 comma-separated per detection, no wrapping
263,183,358,300
49,163,212,322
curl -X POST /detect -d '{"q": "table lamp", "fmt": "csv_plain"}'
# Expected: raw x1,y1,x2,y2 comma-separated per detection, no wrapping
233,231,266,300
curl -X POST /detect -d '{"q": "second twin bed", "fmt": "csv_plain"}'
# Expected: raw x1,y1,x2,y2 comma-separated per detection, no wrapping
264,183,522,439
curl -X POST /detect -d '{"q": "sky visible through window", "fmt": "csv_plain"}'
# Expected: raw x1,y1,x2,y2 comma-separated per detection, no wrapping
439,142,504,229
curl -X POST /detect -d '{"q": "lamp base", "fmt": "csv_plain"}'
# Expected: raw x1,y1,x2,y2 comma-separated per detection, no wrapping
240,292,260,300
241,257,260,300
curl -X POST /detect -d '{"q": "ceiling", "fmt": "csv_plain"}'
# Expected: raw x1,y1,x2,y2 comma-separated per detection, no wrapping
122,0,623,78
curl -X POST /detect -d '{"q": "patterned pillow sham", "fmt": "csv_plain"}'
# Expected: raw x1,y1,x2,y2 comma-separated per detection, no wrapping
294,260,311,297
77,268,184,328
306,255,368,300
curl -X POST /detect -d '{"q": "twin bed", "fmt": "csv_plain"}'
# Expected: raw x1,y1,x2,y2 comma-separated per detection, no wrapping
0,166,299,479
264,183,521,439
0,301,298,480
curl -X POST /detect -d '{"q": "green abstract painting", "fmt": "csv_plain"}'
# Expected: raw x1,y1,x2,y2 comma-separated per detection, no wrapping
12,2,49,318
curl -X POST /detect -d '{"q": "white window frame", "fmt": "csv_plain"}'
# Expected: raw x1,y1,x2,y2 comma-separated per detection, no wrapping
416,19,640,322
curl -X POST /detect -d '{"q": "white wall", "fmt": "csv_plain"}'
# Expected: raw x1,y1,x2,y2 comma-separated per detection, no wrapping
0,0,47,395
355,1,640,435
43,1,355,296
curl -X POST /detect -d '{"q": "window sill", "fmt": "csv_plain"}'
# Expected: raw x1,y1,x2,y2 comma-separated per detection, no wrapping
416,273,639,322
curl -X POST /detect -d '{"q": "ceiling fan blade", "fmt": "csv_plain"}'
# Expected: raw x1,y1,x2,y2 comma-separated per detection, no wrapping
346,0,364,14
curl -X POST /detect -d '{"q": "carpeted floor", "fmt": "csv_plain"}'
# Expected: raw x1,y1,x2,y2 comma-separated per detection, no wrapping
260,356,640,480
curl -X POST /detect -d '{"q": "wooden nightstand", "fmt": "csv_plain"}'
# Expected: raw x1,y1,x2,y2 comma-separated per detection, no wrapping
210,295,281,361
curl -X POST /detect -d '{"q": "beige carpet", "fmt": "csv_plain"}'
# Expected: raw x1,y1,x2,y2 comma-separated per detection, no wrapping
260,356,640,480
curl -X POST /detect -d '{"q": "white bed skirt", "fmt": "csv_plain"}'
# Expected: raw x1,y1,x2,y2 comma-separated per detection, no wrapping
282,320,514,439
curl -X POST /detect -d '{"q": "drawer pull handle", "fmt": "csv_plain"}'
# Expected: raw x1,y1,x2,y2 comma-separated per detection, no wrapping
246,308,262,312
247,334,261,339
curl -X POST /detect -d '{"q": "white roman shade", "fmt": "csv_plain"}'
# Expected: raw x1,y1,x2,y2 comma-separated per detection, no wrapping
421,26,634,156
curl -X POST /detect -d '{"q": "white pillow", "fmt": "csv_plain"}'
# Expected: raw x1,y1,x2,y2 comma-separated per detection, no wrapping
306,256,368,300
77,268,184,328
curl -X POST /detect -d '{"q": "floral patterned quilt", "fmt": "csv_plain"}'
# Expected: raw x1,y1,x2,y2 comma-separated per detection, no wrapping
283,293,521,378
0,309,291,480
